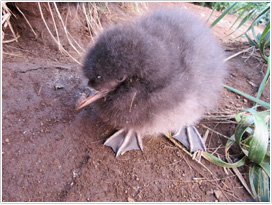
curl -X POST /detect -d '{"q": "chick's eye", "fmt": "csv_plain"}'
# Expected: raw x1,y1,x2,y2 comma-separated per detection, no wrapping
97,75,101,79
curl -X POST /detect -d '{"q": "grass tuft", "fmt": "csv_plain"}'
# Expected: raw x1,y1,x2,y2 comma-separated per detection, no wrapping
2,2,19,43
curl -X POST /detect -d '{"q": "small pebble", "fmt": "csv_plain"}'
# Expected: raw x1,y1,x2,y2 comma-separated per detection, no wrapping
5,139,9,143
214,189,222,199
206,190,213,195
128,197,135,202
54,83,64,90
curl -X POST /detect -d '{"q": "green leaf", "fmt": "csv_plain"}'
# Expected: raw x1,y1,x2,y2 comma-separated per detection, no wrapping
248,6,270,31
259,36,270,61
254,54,270,106
251,23,259,43
260,160,270,178
237,109,269,164
223,85,270,109
228,9,247,30
257,21,270,46
234,114,255,156
225,134,235,156
206,2,220,23
210,2,238,28
100,3,105,12
249,163,270,202
133,2,137,12
225,9,256,37
245,31,258,46
202,152,246,168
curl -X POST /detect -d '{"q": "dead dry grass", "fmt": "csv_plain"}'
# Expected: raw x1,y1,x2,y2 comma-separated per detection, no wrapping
2,2,147,64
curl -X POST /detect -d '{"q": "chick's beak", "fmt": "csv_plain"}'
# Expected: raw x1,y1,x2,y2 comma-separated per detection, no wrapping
75,89,109,111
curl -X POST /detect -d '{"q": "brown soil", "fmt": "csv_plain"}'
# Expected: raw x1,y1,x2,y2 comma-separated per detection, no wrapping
2,2,269,202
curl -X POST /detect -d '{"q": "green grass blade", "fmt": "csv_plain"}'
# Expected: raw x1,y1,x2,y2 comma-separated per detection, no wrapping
223,85,270,109
259,36,270,61
247,111,269,164
254,54,270,106
202,152,246,168
225,5,270,42
225,134,235,156
257,21,270,46
100,3,105,12
133,2,137,12
260,160,270,178
210,2,237,28
239,109,269,164
245,32,258,46
259,111,270,133
228,9,246,30
249,163,270,202
251,26,258,43
234,114,256,156
231,26,258,43
249,6,270,30
225,9,256,37
249,164,258,199
259,171,270,202
206,2,220,23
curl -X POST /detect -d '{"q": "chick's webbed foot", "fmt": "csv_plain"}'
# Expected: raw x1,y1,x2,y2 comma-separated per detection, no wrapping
104,128,143,157
172,126,206,152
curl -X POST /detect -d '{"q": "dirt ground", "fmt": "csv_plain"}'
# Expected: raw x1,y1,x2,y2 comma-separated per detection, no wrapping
2,2,270,202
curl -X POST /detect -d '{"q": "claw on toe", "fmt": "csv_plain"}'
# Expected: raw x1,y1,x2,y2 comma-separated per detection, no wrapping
172,126,206,153
104,128,143,157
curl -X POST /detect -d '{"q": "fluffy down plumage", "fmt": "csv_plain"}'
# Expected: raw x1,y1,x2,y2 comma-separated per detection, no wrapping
82,8,226,136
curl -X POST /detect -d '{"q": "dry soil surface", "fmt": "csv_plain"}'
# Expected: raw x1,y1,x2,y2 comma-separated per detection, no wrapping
2,2,269,202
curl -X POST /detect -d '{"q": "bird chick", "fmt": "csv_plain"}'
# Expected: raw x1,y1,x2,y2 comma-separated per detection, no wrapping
76,8,226,157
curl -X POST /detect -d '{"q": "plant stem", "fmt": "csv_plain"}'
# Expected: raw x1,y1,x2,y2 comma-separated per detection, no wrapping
253,54,270,107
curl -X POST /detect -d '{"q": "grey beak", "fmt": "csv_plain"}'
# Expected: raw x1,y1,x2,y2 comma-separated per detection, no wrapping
75,89,108,111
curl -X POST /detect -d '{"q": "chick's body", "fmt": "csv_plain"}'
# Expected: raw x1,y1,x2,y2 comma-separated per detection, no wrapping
82,9,226,155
